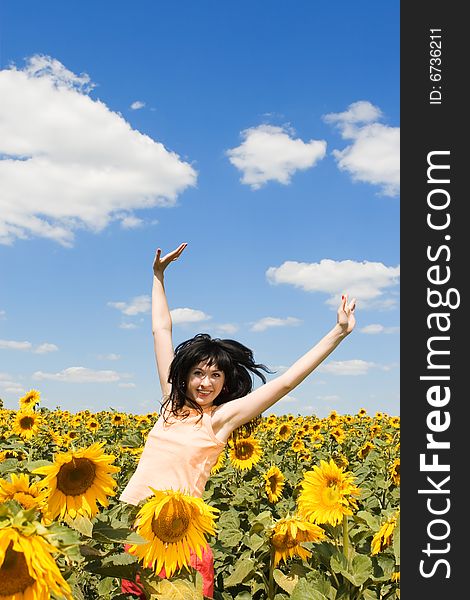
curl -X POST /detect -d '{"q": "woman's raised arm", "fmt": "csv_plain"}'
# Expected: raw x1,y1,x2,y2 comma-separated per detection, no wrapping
213,295,356,439
152,243,187,398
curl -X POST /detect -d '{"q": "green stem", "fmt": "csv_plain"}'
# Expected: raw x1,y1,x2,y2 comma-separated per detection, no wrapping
268,546,276,600
342,514,349,558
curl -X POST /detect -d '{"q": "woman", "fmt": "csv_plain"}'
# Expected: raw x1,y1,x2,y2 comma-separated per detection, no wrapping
121,242,356,598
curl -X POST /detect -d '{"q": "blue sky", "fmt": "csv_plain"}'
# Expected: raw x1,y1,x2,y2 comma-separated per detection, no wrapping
0,1,400,417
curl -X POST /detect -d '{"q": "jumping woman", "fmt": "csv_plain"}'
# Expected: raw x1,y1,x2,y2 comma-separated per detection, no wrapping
120,242,356,598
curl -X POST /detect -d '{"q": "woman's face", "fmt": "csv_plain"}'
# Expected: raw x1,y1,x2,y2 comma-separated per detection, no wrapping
186,361,226,408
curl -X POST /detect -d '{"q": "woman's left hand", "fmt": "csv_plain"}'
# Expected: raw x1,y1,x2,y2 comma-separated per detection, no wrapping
337,294,356,334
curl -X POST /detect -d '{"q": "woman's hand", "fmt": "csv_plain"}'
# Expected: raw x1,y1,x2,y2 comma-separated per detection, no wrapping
153,243,187,276
337,294,356,335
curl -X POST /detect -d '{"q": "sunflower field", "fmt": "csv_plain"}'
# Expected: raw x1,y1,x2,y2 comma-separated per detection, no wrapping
0,391,400,600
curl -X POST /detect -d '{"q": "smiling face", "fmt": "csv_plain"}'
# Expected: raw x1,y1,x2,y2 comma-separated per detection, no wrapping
186,361,226,408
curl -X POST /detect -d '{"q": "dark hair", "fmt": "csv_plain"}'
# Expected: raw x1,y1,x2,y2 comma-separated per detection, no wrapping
161,333,273,435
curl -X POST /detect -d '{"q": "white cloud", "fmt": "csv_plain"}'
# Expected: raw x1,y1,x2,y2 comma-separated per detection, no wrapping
278,394,298,403
211,323,239,335
108,295,151,316
0,339,58,353
97,353,121,360
170,308,211,324
33,343,59,354
315,394,341,402
119,322,138,330
32,366,131,383
317,359,376,376
250,316,302,332
324,101,399,197
118,214,144,229
360,324,399,335
130,100,146,110
0,310,6,319
119,382,136,388
0,55,197,246
0,339,32,351
266,258,400,309
226,124,326,189
0,372,24,394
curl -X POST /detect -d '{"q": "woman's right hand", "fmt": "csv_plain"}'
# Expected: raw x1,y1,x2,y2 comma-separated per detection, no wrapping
153,242,188,276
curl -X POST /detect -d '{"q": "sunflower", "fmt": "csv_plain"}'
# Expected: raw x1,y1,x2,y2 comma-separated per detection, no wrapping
357,441,375,459
62,430,80,446
389,416,400,429
0,450,26,462
270,516,325,567
264,466,285,503
332,453,349,469
311,422,322,433
33,441,120,520
371,512,399,555
327,410,340,426
229,437,262,471
297,459,361,526
0,527,73,600
18,389,40,411
111,413,127,426
12,410,42,440
265,415,278,429
389,458,400,485
330,426,345,444
86,418,100,433
276,422,293,441
210,450,226,475
128,488,219,578
369,424,382,439
291,438,305,453
299,451,312,462
0,473,47,512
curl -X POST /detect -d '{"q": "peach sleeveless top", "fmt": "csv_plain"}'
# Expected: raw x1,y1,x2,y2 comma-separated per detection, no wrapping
119,407,225,506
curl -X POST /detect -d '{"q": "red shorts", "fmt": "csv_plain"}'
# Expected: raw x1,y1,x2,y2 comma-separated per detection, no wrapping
121,543,214,599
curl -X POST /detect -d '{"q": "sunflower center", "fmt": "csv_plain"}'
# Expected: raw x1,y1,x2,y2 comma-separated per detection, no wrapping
268,476,278,493
234,442,254,460
0,543,36,596
272,532,298,551
19,416,35,430
56,457,96,496
151,501,190,543
321,485,341,506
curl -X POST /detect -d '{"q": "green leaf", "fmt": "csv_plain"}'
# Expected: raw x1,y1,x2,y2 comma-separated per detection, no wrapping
92,520,146,544
224,557,256,587
330,551,348,574
25,459,53,472
218,510,240,530
102,551,139,566
330,551,373,587
291,579,329,600
218,527,243,548
97,576,115,596
361,590,379,600
350,554,373,586
145,577,203,599
393,515,400,564
246,532,265,552
64,514,93,537
355,510,379,530
273,568,299,594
